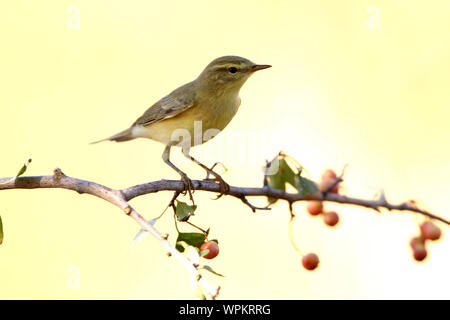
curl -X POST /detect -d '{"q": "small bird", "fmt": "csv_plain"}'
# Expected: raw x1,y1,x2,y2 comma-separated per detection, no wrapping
92,56,271,200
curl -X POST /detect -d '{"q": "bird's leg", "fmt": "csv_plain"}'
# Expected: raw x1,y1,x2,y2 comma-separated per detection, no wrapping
162,145,194,203
205,162,228,181
182,150,230,199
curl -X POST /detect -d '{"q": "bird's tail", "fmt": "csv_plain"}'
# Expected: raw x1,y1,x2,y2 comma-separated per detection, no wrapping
90,128,134,144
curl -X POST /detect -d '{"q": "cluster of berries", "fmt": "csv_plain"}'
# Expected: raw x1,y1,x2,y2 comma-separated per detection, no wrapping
302,169,341,271
410,221,441,261
306,169,341,227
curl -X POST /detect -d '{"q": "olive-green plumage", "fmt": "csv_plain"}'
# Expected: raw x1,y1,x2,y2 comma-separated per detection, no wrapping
92,56,270,198
93,56,270,147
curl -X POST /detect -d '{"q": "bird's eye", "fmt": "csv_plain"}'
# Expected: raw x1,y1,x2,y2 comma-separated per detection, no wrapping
228,67,238,74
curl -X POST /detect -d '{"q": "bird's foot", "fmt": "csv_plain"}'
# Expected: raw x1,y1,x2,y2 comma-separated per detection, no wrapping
214,175,230,199
179,173,195,204
204,172,230,199
202,162,230,199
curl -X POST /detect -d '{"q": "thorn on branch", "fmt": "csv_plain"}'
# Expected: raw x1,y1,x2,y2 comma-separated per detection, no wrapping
239,195,271,213
289,201,295,219
378,190,388,208
372,205,382,213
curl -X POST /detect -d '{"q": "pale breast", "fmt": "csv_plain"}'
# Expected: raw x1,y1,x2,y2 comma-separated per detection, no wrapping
137,93,241,147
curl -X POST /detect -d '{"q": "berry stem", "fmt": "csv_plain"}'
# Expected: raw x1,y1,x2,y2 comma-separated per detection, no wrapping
288,214,304,256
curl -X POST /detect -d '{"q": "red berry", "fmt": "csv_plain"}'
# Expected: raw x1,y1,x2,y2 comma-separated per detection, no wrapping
413,247,427,262
420,221,441,241
409,236,424,249
323,211,339,227
409,236,427,262
302,253,319,271
200,241,219,259
306,201,323,216
319,178,339,194
321,169,337,181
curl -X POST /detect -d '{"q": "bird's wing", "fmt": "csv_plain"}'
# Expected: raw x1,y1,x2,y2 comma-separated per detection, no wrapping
133,82,196,127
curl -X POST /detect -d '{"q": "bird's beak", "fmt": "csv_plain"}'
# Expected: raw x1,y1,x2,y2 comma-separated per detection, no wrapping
250,64,272,72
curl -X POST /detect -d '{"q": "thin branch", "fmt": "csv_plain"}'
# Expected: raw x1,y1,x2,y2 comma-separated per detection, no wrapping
239,195,271,213
122,180,449,225
0,173,448,225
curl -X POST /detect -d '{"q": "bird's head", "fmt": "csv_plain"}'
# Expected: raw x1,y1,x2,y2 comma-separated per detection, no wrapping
196,56,271,93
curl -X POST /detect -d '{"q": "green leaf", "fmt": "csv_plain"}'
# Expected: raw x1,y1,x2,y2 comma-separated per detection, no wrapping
175,200,197,221
278,158,297,188
266,153,320,201
0,158,32,185
175,241,189,252
16,158,32,177
295,175,319,197
0,215,3,245
202,265,225,277
266,157,298,204
266,159,285,204
176,232,206,252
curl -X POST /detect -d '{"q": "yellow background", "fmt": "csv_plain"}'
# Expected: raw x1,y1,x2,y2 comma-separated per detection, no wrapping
1,0,449,299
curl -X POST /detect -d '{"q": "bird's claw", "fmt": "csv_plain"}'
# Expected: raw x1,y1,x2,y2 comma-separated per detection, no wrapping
180,173,194,203
205,174,229,200
214,180,230,199
201,162,229,199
